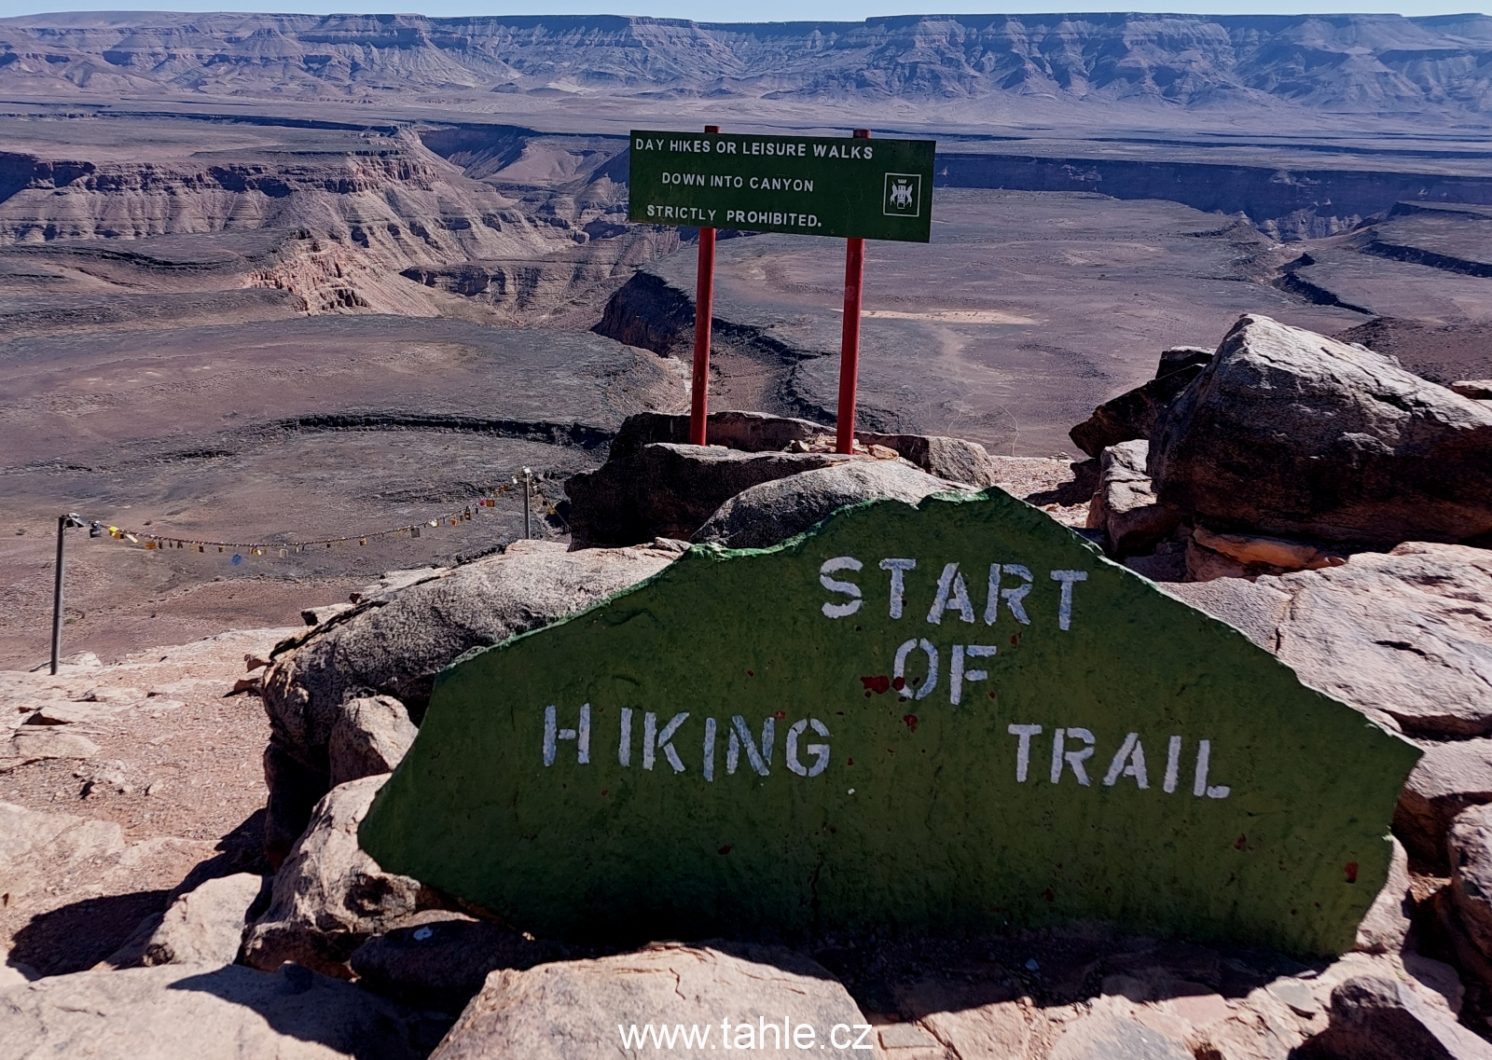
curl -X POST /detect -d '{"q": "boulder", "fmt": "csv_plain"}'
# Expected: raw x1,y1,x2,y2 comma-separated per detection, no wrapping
1183,535,1256,582
328,695,417,786
1426,885,1492,1012
692,460,960,550
567,411,1010,548
565,442,854,547
1156,345,1213,378
0,963,430,1059
260,543,674,859
1449,804,1492,960
1451,380,1492,400
243,777,435,979
1300,975,1492,1059
1167,543,1492,741
1182,995,1310,1060
602,410,1002,485
1084,441,1180,557
1395,740,1492,870
350,912,565,1012
1354,837,1412,955
111,873,267,968
1067,456,1101,498
1150,314,1492,547
881,936,1404,1060
1189,527,1344,574
1403,953,1467,1017
431,943,870,1059
1069,355,1209,457
856,430,1001,486
599,409,825,457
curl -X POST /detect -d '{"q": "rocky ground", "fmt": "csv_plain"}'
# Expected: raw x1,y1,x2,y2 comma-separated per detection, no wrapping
1,312,1489,1057
0,628,282,977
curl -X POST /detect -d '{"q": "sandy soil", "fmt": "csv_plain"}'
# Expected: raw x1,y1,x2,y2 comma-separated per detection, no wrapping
0,316,685,669
854,308,1042,325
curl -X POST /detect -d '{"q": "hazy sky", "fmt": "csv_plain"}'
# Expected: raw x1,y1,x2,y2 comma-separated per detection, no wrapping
7,2,1490,19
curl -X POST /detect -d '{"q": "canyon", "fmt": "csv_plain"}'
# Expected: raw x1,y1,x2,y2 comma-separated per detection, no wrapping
0,11,1487,670
0,12,1490,1060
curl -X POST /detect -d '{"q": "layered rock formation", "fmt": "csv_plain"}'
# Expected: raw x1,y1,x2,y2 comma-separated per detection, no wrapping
0,130,577,316
2,13,1490,120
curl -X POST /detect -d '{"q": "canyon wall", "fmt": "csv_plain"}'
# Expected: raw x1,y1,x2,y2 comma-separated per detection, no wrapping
2,12,1491,121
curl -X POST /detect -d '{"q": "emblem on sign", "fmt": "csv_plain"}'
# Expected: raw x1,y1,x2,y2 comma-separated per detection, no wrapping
884,173,922,217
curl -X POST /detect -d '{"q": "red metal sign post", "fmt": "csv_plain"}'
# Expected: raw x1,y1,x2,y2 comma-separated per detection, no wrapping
689,124,720,447
640,125,931,450
835,129,871,455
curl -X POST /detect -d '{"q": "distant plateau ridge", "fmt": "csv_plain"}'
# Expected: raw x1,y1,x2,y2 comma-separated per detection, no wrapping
0,12,1490,124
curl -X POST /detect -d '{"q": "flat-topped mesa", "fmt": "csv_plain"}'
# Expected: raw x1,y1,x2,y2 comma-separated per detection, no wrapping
3,12,1490,121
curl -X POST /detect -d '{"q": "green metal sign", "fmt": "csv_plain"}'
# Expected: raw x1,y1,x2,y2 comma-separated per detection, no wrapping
361,489,1417,956
627,129,935,242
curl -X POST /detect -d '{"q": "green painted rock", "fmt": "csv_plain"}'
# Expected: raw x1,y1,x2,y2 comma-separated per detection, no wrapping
361,489,1419,957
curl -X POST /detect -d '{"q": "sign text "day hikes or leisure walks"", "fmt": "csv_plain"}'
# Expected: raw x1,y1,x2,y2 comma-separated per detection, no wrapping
628,130,936,243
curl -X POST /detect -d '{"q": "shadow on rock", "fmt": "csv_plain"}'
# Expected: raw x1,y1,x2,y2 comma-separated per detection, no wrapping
10,809,272,977
166,964,446,1059
174,808,273,893
0,962,446,1059
812,929,1316,1020
10,890,171,976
